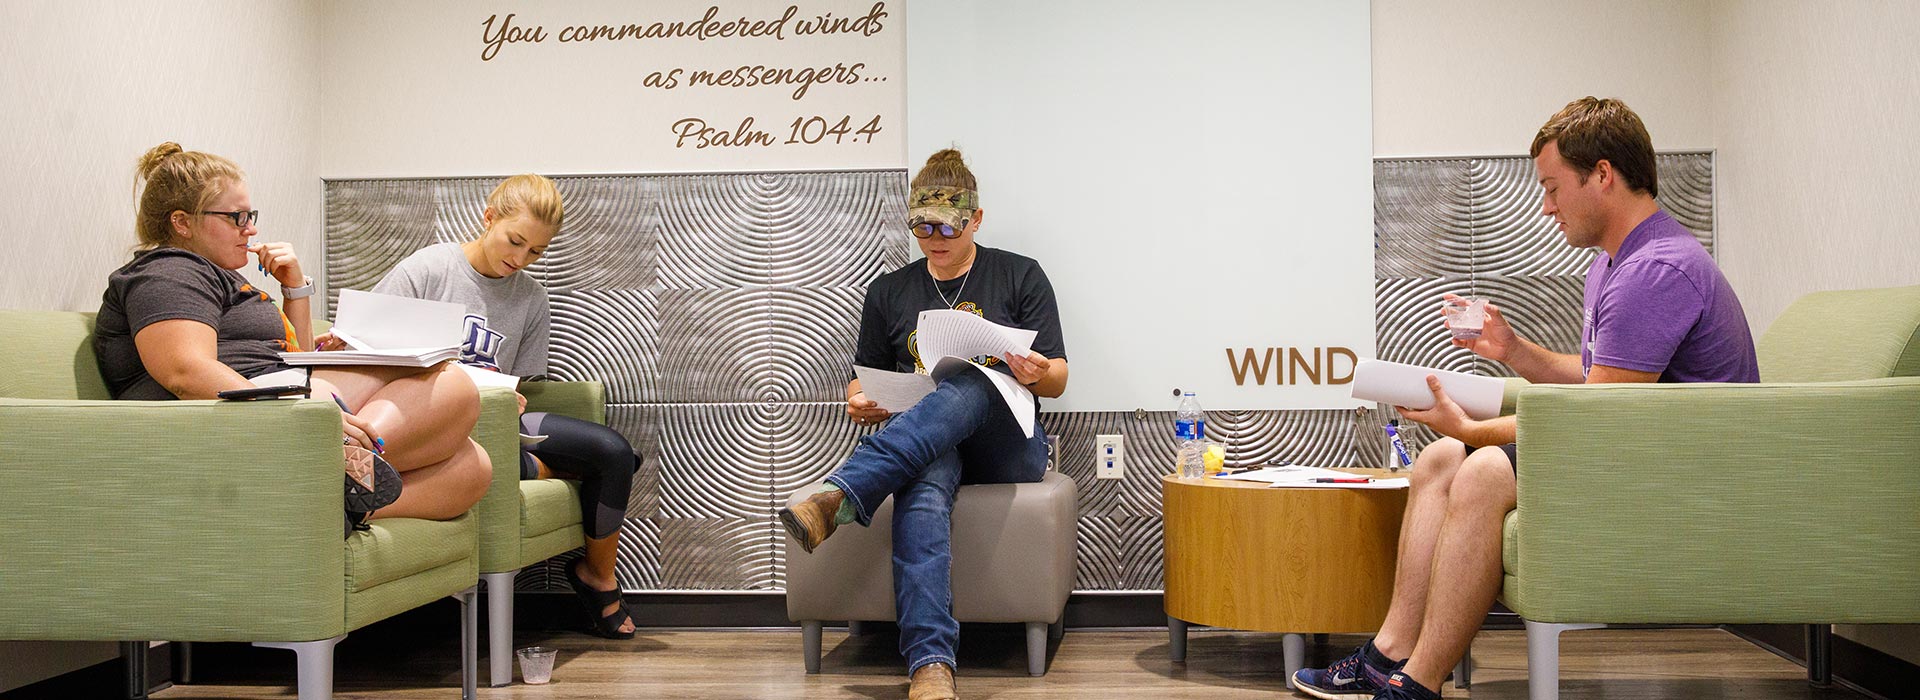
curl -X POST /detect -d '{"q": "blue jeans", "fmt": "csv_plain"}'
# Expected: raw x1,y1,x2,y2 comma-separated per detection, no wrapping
825,369,1049,676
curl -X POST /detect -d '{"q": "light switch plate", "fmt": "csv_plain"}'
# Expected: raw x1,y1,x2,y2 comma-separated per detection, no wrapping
1095,434,1125,480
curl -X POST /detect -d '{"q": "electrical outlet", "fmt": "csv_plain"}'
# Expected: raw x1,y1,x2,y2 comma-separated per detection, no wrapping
1095,434,1126,480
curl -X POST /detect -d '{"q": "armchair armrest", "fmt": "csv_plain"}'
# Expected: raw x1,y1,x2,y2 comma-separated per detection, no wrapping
1509,377,1920,624
1500,376,1529,416
469,386,531,571
0,397,348,642
519,381,606,425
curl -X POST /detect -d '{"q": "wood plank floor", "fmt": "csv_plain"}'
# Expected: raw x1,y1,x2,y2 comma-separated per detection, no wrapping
151,626,1870,699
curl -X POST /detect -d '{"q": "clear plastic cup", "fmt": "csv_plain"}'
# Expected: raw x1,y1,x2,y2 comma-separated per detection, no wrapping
516,646,557,685
1442,297,1489,340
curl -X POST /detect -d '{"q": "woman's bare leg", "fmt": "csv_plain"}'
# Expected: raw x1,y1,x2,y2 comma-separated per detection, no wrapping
370,438,492,520
314,363,480,470
534,455,633,634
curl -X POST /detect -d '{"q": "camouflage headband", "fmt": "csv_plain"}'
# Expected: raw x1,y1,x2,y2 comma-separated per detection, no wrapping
907,186,979,230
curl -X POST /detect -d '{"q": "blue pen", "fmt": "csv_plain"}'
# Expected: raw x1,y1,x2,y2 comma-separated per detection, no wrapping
1384,420,1413,471
333,393,385,454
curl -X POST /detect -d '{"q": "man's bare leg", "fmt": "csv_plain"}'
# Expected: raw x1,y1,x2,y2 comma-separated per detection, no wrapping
1372,437,1470,659
1400,447,1517,689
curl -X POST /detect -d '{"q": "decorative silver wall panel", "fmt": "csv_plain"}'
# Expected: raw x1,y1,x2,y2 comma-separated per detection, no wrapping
326,152,1712,593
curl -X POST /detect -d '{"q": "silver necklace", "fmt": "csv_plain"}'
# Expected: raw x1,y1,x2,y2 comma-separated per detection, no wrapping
930,266,970,309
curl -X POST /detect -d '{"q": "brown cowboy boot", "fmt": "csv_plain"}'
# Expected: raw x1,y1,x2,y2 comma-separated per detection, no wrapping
908,662,957,700
779,488,844,553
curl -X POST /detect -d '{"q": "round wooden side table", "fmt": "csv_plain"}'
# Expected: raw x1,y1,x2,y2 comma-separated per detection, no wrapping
1161,469,1407,687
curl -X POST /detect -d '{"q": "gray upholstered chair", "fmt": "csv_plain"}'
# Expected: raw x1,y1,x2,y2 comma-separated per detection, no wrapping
783,471,1078,676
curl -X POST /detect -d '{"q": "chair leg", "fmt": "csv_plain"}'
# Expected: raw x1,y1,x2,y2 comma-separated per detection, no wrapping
1282,633,1306,690
255,635,346,700
1805,624,1833,688
1025,622,1048,676
1168,615,1188,662
847,620,866,636
1523,620,1604,700
174,641,194,685
481,571,520,687
802,621,823,674
122,641,149,700
454,585,478,700
1454,646,1473,689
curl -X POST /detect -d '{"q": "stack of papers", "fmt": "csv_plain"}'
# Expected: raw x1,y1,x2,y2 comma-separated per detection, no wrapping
280,289,464,368
1211,464,1410,490
853,310,1042,438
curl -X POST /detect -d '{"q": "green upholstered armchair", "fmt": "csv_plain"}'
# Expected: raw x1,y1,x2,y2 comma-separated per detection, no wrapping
472,380,600,686
0,310,501,700
1500,285,1920,700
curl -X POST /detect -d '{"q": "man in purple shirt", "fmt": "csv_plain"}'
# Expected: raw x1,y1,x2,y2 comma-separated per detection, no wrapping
1293,97,1759,700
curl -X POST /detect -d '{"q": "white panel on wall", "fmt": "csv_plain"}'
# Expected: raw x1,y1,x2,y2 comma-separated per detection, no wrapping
319,0,906,177
0,0,325,312
1371,0,1713,157
907,0,1374,412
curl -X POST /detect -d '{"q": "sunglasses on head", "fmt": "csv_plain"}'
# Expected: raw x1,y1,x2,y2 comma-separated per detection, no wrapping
911,216,971,239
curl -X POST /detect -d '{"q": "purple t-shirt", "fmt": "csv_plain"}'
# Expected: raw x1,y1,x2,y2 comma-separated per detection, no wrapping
1580,210,1760,383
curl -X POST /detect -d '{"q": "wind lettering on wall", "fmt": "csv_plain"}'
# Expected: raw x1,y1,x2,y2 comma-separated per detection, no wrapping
1225,347,1359,386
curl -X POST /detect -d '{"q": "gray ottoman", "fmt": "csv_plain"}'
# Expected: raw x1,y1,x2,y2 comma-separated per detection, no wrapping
783,471,1079,676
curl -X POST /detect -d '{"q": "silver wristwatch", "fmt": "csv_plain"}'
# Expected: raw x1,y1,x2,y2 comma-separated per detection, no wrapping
282,276,317,300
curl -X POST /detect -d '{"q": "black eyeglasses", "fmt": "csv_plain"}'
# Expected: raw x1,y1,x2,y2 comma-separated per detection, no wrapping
203,210,260,229
911,217,971,239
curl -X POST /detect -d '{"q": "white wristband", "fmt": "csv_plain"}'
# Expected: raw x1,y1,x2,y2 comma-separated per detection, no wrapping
282,276,316,300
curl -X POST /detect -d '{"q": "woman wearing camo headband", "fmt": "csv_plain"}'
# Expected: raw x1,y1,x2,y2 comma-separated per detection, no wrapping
780,148,1070,699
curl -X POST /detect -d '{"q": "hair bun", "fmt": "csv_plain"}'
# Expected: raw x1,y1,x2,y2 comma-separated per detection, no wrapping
925,148,966,167
136,142,184,178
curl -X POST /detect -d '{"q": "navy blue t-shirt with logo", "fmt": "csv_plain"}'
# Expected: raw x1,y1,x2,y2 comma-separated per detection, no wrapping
852,245,1067,383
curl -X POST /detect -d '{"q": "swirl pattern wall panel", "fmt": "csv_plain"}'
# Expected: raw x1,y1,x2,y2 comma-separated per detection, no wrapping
325,154,1710,593
1375,159,1474,279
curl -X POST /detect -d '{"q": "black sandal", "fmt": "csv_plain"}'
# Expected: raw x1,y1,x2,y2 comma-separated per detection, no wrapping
567,561,635,640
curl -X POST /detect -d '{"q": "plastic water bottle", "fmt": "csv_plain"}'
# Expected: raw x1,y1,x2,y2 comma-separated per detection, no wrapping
1175,392,1206,442
1174,392,1208,478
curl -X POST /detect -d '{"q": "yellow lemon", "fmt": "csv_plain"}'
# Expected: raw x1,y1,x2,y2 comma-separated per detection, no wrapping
1202,445,1225,472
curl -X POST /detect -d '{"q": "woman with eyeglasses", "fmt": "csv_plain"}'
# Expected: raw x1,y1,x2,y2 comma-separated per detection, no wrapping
337,174,642,639
95,142,492,527
779,148,1068,700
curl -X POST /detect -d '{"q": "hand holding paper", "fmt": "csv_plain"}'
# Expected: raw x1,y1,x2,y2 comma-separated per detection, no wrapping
1349,359,1503,420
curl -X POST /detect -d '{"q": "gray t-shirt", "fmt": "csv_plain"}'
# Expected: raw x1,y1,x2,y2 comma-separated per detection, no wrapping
372,242,550,376
95,248,296,400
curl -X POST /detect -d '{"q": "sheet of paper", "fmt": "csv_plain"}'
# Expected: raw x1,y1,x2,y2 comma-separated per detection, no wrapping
1272,478,1409,490
1350,359,1505,420
455,363,520,390
913,310,1037,365
853,365,938,413
930,356,1037,438
334,289,467,350
1211,465,1360,484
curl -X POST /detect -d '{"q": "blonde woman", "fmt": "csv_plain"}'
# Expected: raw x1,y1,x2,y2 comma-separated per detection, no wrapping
96,143,492,528
350,175,641,638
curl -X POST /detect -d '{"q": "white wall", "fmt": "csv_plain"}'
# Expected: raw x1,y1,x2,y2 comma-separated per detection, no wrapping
1710,1,1920,665
1372,0,1712,156
1709,0,1920,334
0,0,324,313
909,0,1375,413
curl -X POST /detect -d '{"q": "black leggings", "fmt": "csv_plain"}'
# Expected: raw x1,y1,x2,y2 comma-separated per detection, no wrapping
519,412,640,540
